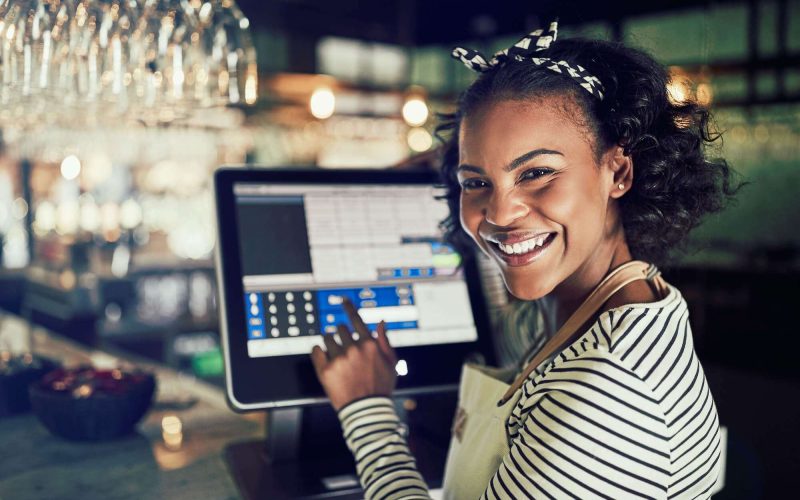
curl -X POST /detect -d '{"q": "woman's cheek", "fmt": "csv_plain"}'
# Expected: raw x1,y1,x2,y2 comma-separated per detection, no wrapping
542,182,598,256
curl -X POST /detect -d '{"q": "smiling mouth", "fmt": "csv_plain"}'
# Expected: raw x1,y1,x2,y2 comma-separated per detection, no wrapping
487,232,556,266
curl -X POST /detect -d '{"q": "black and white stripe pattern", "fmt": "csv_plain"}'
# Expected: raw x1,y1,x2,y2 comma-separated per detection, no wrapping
451,20,606,100
338,283,722,499
339,398,430,499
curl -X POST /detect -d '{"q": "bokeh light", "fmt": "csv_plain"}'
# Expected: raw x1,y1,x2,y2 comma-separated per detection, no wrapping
60,155,81,180
310,87,336,119
407,127,433,152
402,97,429,127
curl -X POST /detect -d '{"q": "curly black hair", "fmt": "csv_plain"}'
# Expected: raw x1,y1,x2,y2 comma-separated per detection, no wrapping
437,37,742,267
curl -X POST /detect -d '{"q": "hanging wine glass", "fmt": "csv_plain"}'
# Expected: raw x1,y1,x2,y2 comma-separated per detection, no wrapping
0,0,257,129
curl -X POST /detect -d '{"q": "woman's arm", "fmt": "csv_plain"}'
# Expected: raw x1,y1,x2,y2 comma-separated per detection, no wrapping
338,396,432,499
311,299,431,498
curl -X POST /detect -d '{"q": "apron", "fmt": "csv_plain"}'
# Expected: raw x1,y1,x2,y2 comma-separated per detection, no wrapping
440,362,522,499
440,261,667,499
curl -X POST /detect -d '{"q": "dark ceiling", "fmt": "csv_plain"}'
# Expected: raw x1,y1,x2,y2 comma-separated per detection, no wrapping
237,0,742,45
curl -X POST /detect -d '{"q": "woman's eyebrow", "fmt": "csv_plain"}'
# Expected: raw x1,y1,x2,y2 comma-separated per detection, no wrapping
456,164,484,174
505,148,563,172
456,148,563,174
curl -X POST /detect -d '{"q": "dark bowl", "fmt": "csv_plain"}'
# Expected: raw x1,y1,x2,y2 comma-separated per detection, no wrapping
29,366,156,441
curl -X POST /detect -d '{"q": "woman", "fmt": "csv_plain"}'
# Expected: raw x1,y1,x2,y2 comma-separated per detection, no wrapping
311,22,738,499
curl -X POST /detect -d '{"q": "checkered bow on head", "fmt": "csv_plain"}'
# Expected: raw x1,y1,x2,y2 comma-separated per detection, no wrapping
451,20,605,101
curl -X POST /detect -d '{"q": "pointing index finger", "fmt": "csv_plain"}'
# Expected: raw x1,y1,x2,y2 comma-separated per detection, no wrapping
342,297,370,337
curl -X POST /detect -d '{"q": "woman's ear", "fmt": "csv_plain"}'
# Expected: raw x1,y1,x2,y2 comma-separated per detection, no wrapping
607,145,633,200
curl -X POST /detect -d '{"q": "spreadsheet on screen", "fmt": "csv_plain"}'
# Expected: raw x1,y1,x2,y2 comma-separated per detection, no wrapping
233,183,479,358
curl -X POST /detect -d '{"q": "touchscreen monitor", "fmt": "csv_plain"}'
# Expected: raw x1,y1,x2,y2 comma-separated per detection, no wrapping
214,169,492,410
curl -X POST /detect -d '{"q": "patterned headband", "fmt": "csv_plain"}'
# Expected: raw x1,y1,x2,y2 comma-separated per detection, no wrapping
451,20,605,100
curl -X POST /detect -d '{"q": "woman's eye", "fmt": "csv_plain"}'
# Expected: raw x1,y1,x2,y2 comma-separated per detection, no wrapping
460,178,489,190
519,168,553,182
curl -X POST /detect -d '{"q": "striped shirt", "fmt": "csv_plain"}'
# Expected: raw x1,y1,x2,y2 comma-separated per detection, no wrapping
338,283,722,499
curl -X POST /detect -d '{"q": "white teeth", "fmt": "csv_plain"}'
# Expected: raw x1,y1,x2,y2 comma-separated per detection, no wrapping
498,243,514,255
496,233,553,256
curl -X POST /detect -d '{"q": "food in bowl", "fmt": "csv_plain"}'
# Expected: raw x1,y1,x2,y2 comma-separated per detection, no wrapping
29,366,156,440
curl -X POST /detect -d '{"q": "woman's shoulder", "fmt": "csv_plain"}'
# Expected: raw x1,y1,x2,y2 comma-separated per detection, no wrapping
518,282,689,386
509,286,687,420
524,281,694,398
595,281,688,355
508,334,671,447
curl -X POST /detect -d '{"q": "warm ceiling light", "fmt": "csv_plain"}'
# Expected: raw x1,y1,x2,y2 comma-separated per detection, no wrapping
402,97,429,127
666,69,692,105
407,127,433,152
310,87,336,119
696,82,713,106
667,81,688,104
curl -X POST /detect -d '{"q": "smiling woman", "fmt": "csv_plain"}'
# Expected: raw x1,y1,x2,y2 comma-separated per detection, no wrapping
456,97,634,303
312,21,741,500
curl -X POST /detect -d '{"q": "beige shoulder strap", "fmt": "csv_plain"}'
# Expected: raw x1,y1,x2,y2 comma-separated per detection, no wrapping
497,260,665,406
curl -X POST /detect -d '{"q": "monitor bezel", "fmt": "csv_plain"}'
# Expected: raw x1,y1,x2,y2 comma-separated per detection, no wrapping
214,167,496,412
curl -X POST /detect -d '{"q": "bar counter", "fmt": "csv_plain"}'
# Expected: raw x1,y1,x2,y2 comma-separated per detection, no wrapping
0,314,263,500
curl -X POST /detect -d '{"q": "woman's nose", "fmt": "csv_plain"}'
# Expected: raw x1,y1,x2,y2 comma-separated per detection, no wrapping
483,190,529,227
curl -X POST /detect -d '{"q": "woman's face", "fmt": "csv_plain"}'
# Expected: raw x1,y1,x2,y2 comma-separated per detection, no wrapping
457,96,626,300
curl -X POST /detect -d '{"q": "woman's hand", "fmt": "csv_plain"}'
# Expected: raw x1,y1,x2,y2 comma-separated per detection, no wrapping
310,298,398,411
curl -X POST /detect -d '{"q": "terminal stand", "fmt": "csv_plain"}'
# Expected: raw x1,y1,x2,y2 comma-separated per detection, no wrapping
224,398,451,499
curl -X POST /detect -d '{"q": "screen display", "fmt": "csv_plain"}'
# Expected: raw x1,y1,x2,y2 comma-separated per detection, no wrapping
233,183,479,358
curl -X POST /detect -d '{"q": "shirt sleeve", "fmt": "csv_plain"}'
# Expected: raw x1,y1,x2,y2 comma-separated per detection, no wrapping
338,396,432,500
480,349,672,499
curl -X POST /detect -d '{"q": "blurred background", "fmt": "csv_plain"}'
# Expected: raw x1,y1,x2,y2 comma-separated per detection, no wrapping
0,0,797,497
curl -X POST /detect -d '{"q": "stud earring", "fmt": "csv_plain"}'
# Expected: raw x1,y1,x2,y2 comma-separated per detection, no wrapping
618,183,625,190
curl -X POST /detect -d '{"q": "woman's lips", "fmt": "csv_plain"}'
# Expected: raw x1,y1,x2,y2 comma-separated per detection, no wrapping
487,232,556,267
